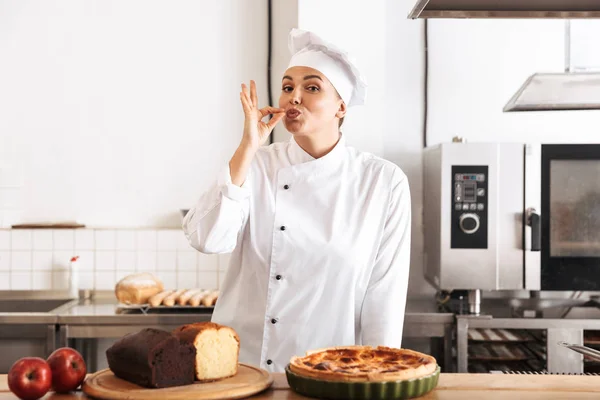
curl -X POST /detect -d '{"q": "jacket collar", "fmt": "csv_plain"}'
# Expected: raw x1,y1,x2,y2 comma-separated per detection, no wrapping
286,133,346,177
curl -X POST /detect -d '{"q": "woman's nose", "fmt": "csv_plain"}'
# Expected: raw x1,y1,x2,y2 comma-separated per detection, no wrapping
290,89,301,105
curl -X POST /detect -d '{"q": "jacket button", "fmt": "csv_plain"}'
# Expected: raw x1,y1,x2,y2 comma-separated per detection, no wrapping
276,275,282,280
284,184,290,190
280,226,286,231
271,318,278,324
267,359,273,365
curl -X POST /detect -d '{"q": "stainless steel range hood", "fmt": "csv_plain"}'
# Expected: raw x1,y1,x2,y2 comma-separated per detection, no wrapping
408,0,600,19
504,20,600,112
504,72,600,111
407,2,600,111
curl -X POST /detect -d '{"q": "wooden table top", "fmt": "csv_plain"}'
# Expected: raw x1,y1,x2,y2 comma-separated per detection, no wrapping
2,372,600,399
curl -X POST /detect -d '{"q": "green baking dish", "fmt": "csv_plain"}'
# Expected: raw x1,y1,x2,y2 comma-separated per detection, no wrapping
285,364,440,400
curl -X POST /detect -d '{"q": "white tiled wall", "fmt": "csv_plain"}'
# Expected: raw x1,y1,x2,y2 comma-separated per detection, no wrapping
0,229,231,291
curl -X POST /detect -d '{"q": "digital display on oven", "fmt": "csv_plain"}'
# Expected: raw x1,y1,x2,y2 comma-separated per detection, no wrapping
463,183,476,202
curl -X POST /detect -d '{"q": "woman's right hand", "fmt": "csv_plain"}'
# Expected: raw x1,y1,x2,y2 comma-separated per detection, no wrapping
240,80,285,150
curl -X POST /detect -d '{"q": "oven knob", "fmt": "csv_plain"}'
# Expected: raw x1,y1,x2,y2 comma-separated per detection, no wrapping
459,213,480,234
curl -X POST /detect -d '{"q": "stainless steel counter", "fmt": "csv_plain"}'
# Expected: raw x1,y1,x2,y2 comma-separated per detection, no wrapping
0,291,453,327
54,297,453,338
0,291,455,372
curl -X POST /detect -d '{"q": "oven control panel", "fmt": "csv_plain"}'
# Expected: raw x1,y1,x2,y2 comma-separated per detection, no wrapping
451,166,488,249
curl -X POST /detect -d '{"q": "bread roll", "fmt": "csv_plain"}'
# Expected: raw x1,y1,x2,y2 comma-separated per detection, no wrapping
115,273,164,305
163,289,187,307
148,290,174,307
201,290,219,306
189,290,210,307
178,289,202,306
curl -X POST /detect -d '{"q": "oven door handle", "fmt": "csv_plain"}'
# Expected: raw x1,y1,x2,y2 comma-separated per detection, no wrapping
526,208,541,252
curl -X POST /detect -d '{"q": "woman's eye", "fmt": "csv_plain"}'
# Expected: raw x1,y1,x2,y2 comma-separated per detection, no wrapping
282,86,293,92
307,86,320,92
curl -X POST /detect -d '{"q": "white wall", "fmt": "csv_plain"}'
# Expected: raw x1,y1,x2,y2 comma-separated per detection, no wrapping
4,1,600,298
0,0,267,228
427,19,600,145
571,20,600,70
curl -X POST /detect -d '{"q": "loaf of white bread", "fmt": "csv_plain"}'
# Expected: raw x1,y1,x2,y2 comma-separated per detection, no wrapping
115,273,164,305
172,322,240,381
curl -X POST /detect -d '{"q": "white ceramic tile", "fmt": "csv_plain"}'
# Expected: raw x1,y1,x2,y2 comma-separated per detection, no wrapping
11,230,32,250
116,230,136,250
52,271,69,290
177,271,197,289
75,251,94,271
0,272,10,289
156,271,176,290
136,251,156,272
0,251,9,270
32,251,53,271
53,230,74,250
11,251,31,270
0,230,10,250
75,230,94,250
176,231,192,250
94,270,115,290
95,251,115,271
136,230,157,250
53,251,73,270
198,271,218,290
218,254,232,272
0,188,21,208
116,251,136,272
157,230,179,250
11,271,31,289
95,230,116,250
177,252,197,271
116,270,135,281
78,271,95,289
32,230,52,250
198,253,218,271
2,210,21,227
157,251,176,271
32,272,53,289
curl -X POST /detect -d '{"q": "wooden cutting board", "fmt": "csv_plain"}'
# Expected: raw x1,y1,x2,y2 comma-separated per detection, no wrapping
82,364,273,400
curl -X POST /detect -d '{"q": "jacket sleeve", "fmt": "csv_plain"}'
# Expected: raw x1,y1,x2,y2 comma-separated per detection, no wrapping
182,163,251,254
360,169,411,348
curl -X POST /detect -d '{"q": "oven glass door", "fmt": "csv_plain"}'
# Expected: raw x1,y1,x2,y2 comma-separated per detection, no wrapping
542,144,600,290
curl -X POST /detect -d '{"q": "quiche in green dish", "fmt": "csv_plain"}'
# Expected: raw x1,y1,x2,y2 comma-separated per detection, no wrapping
285,345,440,399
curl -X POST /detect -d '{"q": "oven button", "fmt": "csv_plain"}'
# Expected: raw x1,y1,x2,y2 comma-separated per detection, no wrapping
455,203,462,211
469,203,477,211
459,213,480,234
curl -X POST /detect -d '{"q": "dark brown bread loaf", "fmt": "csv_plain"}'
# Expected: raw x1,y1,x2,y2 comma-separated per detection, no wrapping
106,328,195,388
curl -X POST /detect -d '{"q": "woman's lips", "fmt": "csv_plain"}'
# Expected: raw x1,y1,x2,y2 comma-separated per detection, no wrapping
286,109,301,119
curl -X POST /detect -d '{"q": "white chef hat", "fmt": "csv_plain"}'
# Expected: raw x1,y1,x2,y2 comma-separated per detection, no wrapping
287,29,367,107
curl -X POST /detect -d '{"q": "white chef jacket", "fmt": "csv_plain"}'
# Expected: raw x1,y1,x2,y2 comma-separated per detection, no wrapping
182,133,411,373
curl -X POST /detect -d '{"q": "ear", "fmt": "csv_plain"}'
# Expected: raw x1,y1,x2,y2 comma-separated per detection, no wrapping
335,101,347,119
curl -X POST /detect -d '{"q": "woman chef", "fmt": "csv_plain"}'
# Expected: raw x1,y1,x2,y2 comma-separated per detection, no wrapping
183,29,411,373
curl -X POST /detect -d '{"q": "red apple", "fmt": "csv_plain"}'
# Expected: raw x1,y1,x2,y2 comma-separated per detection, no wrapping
8,357,52,400
46,347,87,393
